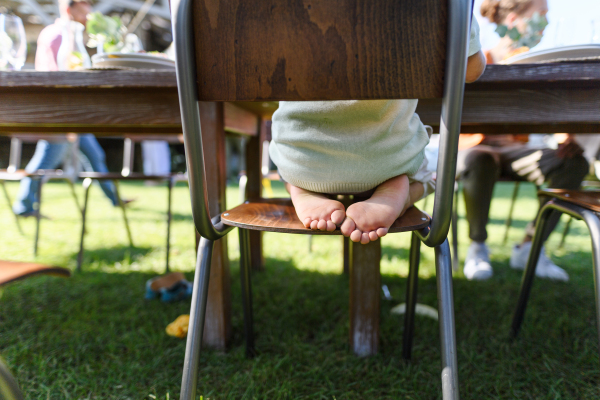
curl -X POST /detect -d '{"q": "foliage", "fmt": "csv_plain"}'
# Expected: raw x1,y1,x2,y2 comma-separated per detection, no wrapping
86,12,126,53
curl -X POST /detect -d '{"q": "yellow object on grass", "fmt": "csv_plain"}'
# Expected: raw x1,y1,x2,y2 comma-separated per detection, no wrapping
166,315,189,338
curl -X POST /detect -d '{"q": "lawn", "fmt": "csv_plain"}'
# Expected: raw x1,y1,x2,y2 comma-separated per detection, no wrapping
0,179,598,399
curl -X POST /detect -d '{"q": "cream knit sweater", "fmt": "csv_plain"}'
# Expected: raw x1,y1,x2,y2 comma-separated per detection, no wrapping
270,18,481,195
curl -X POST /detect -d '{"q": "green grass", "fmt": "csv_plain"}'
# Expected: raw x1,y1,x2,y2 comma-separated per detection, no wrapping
0,180,598,399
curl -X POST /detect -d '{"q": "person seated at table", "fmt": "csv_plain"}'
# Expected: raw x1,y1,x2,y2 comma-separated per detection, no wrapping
13,0,127,217
268,18,485,245
458,0,588,281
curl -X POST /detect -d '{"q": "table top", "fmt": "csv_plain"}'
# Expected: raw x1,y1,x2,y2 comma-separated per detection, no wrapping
1,62,599,134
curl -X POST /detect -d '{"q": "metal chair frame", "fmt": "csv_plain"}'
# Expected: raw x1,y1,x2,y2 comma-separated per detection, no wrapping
171,0,473,398
510,198,600,360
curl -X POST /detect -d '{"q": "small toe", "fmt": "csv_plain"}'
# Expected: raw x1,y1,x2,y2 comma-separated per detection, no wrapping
317,219,327,231
331,209,346,225
360,232,370,244
368,231,378,242
326,221,336,232
341,218,356,237
310,220,319,230
350,230,362,242
303,217,311,228
376,227,389,238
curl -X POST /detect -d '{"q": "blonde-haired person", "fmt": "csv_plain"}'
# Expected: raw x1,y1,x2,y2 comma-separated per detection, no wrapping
457,0,588,281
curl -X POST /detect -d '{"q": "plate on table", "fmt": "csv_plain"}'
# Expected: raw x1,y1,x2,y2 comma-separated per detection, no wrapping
501,44,600,64
91,52,175,69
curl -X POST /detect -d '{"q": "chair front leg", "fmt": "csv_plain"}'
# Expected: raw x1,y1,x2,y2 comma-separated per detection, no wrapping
239,228,255,357
77,178,93,272
0,180,24,235
33,178,43,257
403,231,421,360
165,178,174,273
580,210,600,361
180,237,215,400
510,206,557,339
435,239,459,400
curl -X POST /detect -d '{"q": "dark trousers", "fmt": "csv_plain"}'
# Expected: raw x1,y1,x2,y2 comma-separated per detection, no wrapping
456,144,589,243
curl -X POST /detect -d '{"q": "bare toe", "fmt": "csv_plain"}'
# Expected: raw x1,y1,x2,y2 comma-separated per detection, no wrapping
326,221,336,232
350,230,362,242
368,231,378,242
360,232,370,244
341,217,356,237
303,218,312,228
317,219,327,231
376,227,388,237
310,220,318,230
331,209,346,225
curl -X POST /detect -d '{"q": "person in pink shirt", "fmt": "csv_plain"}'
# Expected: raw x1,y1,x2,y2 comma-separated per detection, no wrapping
13,0,125,216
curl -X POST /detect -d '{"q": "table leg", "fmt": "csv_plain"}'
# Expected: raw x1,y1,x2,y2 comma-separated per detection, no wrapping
244,119,266,271
198,101,232,349
349,239,381,356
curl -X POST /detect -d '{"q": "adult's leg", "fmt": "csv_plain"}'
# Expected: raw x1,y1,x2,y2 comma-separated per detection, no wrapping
13,140,69,215
500,146,588,241
456,146,501,242
78,134,119,205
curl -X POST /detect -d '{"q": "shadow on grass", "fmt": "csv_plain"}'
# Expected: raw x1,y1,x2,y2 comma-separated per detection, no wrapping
69,245,153,267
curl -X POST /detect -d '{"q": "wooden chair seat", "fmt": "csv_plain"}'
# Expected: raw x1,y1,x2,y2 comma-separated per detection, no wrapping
0,169,66,181
79,172,173,181
221,198,430,234
540,189,600,213
0,260,70,287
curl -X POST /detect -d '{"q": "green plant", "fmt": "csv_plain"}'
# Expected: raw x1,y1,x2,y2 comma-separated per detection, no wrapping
86,11,126,53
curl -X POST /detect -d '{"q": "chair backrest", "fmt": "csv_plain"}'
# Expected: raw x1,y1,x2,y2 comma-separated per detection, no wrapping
192,0,447,101
172,0,472,245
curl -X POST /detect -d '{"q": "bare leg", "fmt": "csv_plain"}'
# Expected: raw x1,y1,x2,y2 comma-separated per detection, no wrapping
341,175,423,244
286,183,346,232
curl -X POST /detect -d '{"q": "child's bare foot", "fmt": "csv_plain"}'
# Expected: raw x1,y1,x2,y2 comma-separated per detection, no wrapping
288,184,346,231
340,175,411,244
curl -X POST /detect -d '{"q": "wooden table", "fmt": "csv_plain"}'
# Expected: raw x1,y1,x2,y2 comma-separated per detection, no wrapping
1,62,598,355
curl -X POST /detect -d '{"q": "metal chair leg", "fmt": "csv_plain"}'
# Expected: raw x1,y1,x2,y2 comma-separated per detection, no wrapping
114,181,134,247
1,180,24,235
403,231,421,360
77,178,92,272
503,182,520,244
308,235,313,253
33,178,43,257
558,217,572,249
435,239,459,400
451,182,459,272
166,178,174,273
67,179,83,217
579,210,600,360
180,237,215,400
510,206,556,339
239,228,255,357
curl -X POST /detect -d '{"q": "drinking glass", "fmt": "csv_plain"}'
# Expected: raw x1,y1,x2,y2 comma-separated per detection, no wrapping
0,14,26,70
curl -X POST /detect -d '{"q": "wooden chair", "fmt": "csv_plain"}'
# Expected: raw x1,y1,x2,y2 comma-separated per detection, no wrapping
0,260,70,400
510,189,600,360
171,0,473,398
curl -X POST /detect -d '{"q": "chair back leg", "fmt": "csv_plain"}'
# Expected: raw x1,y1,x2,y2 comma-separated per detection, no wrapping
239,228,255,357
403,231,421,360
180,237,215,400
33,178,43,256
114,181,134,247
510,205,556,339
451,183,460,271
435,239,459,400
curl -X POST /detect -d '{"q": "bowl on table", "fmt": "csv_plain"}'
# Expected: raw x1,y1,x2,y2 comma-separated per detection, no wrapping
91,52,175,70
501,44,600,64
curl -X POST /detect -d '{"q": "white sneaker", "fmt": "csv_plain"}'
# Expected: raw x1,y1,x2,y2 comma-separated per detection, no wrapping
510,242,569,282
463,242,493,280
